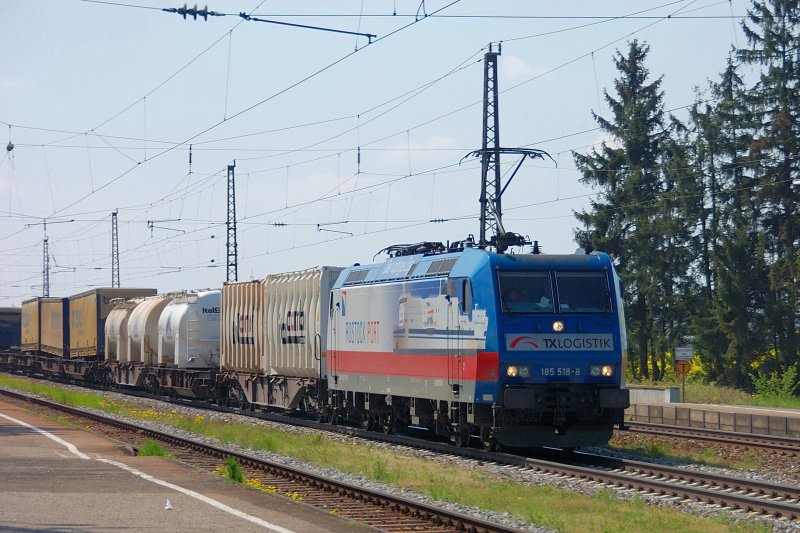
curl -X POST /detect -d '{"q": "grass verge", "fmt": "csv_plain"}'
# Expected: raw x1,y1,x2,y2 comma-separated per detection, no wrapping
0,374,769,533
137,438,167,457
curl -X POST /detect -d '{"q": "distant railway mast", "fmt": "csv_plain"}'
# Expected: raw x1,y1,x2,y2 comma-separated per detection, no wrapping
226,161,238,282
465,43,554,254
111,210,120,287
25,218,74,296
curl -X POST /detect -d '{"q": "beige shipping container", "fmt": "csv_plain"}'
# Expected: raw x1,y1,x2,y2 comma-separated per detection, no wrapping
220,279,266,373
221,267,342,376
70,288,157,359
21,298,41,353
40,298,69,357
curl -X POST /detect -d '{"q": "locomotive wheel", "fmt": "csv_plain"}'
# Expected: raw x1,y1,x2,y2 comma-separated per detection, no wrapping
452,431,469,447
480,427,498,452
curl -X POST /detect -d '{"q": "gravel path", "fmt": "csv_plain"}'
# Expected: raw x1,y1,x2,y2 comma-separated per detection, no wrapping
6,381,799,533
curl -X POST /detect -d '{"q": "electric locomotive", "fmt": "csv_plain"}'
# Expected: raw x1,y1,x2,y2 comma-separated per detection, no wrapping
325,242,629,449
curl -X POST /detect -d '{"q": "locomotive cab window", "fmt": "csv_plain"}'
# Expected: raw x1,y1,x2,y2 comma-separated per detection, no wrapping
555,271,612,314
498,271,553,314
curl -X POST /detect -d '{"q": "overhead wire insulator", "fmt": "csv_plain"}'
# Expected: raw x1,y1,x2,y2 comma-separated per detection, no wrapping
163,4,222,21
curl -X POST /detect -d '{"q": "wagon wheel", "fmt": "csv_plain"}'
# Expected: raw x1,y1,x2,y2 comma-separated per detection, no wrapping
143,374,160,396
360,414,374,431
380,415,395,434
328,410,340,426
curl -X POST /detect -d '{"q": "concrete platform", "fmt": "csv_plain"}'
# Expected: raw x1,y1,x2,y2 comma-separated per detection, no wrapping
0,398,367,532
626,402,800,437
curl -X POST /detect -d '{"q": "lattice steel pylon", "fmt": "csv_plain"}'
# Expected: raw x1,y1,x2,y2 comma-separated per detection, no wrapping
42,236,50,297
463,43,554,254
111,210,120,287
478,44,501,250
226,161,238,282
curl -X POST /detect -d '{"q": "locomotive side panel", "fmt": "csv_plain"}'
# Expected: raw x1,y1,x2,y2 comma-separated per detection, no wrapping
329,276,488,403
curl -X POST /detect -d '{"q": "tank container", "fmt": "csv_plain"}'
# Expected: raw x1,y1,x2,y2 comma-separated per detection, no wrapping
69,288,157,358
104,300,143,362
127,295,172,365
157,290,221,368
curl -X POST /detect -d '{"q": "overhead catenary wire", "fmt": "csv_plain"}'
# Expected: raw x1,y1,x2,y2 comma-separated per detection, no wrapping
1,0,753,302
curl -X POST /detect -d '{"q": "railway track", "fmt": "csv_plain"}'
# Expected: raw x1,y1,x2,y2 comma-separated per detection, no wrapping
2,383,799,526
625,420,800,455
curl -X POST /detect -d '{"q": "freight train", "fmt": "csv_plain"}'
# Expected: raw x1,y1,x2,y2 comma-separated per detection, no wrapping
0,243,629,450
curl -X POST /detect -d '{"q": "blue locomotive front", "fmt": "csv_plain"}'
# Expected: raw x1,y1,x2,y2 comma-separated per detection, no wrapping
460,248,629,448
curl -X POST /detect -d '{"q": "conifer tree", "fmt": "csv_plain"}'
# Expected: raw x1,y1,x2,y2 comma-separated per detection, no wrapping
573,40,670,379
738,0,800,368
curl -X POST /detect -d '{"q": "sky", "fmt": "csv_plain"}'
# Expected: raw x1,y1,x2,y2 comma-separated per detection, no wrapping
0,0,753,306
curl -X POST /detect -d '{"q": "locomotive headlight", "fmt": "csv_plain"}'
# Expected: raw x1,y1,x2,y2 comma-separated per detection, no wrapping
590,364,614,377
506,365,530,378
552,320,565,332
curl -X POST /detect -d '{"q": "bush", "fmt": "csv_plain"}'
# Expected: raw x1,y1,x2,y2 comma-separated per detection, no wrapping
224,456,244,483
750,362,799,400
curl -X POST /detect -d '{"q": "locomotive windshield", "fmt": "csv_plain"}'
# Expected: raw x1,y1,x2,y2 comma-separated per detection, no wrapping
498,271,554,313
498,270,612,314
555,271,612,314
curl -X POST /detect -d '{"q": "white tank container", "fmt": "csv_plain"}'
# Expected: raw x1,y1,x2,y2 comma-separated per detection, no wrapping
127,295,173,365
158,290,221,368
104,300,143,362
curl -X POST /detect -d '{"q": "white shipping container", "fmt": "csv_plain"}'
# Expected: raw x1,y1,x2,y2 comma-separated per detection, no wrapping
158,290,221,368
